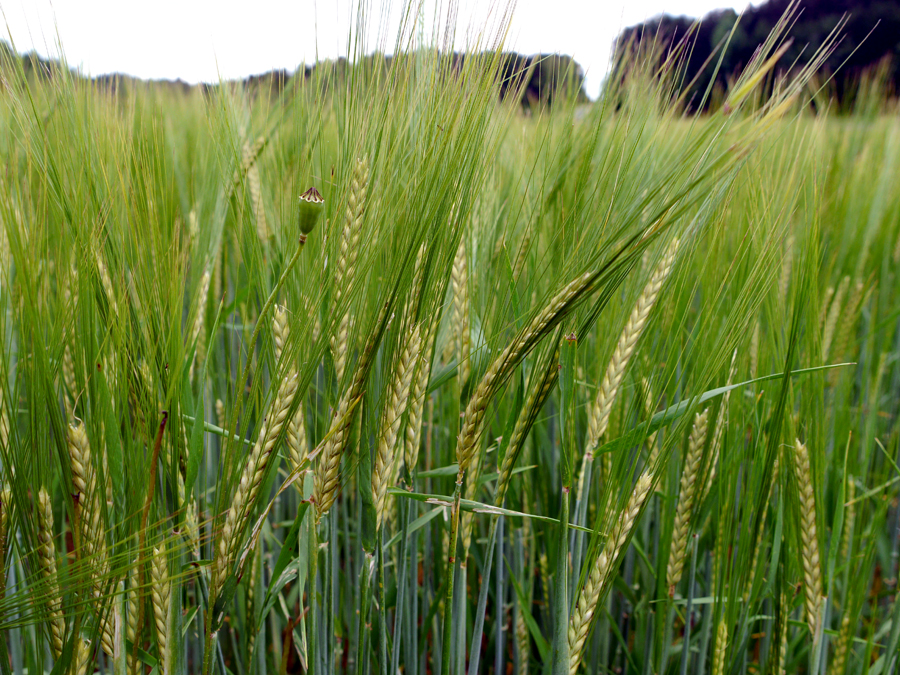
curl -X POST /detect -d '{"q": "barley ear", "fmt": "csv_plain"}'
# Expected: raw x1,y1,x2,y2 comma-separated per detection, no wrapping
403,319,438,476
212,370,299,598
451,237,471,386
584,237,679,459
711,618,729,675
37,489,66,659
666,409,709,596
568,472,653,675
331,156,370,383
245,140,270,242
822,275,849,360
456,269,596,476
793,438,822,635
372,325,421,529
151,546,171,674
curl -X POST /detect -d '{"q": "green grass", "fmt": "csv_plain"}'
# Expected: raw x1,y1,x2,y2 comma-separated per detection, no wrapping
0,4,898,675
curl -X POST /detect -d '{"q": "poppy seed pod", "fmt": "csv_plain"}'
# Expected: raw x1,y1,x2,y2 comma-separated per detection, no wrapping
298,187,324,235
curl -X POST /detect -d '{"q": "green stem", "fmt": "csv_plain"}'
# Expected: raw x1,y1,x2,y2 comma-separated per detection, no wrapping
357,553,373,675
378,530,388,675
440,471,464,675
204,236,307,675
225,235,307,461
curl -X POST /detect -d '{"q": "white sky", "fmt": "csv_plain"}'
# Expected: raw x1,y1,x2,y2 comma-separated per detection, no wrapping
1,0,758,99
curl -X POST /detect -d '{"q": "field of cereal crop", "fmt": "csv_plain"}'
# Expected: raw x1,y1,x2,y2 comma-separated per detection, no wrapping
1,6,899,675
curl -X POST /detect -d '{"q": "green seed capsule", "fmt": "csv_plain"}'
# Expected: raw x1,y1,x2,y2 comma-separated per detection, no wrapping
297,187,324,234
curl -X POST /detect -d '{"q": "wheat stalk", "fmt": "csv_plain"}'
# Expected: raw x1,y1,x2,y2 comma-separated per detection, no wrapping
37,488,66,659
793,438,822,635
568,472,653,675
667,408,709,596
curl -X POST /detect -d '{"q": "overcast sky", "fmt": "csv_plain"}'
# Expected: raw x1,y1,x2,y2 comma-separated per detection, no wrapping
1,0,759,99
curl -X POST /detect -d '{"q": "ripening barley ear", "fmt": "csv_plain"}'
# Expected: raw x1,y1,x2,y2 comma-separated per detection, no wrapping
698,350,737,505
244,140,270,242
792,438,822,636
372,324,421,530
272,304,289,363
331,157,369,384
568,472,653,675
126,562,141,675
66,422,110,594
778,233,794,307
211,366,299,599
36,488,66,660
640,377,661,467
215,399,226,429
95,248,119,319
749,320,760,380
189,267,212,383
822,275,849,360
495,345,559,509
667,408,709,596
450,236,471,386
151,545,171,675
577,237,680,501
403,318,438,478
711,618,729,675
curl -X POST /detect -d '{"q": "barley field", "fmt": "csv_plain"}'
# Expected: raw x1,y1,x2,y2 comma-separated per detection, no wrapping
0,7,899,675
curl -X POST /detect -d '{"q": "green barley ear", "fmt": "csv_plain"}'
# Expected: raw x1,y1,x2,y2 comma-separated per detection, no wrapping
297,187,325,235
